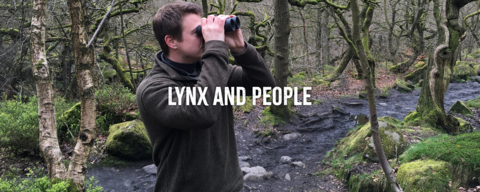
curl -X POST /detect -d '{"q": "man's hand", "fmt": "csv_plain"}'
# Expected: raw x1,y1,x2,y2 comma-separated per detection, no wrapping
224,15,246,54
201,15,227,42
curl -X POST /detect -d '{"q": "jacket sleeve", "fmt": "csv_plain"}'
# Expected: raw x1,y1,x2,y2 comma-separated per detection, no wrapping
227,42,276,96
139,41,231,130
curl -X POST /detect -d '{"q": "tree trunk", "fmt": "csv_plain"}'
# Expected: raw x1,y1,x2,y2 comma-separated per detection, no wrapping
325,46,354,81
416,0,475,134
271,0,291,118
350,0,403,191
31,0,66,180
316,7,324,74
67,0,98,189
322,9,330,67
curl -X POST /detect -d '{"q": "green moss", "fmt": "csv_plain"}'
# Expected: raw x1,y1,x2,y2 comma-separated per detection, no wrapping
234,96,253,113
97,155,133,167
393,78,413,93
465,96,480,108
405,64,427,84
105,120,152,160
260,105,291,126
397,160,451,192
453,61,476,81
414,61,426,69
288,72,306,86
348,170,391,192
102,69,117,79
311,78,330,86
362,121,406,161
466,50,480,59
404,111,420,123
448,100,473,115
400,132,480,173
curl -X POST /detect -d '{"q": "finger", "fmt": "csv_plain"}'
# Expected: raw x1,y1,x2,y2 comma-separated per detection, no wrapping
207,15,215,24
201,17,206,26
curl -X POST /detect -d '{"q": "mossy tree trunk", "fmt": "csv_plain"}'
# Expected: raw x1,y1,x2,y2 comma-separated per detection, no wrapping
270,0,291,118
66,0,97,189
416,0,475,134
350,0,403,191
30,0,67,180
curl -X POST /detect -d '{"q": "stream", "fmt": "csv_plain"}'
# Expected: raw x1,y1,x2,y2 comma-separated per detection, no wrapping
87,81,480,192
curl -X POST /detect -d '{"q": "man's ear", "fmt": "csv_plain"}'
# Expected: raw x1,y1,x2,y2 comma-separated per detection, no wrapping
164,35,177,50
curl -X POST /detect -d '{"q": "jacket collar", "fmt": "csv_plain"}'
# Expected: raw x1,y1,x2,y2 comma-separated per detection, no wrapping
153,51,198,81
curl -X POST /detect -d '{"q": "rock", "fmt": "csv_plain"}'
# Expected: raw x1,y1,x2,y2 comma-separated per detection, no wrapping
298,118,334,132
239,160,250,168
283,133,302,141
333,105,349,115
242,166,273,181
340,101,363,106
454,61,477,81
363,121,406,161
379,103,387,107
292,161,305,168
393,78,414,93
105,120,152,160
285,173,291,181
142,164,157,175
241,166,267,175
471,76,480,83
328,175,334,180
374,87,389,98
334,116,406,161
449,100,473,115
243,172,274,181
397,160,451,192
280,156,293,164
238,156,252,161
405,64,427,84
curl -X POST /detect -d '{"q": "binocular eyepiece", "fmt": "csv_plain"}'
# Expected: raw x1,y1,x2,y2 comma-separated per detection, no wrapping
195,16,241,36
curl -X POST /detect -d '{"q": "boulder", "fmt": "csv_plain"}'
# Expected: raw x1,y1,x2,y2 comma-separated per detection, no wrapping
363,121,406,161
397,160,451,192
333,117,406,161
454,61,477,81
393,78,414,93
241,166,274,181
283,133,301,141
472,76,480,83
449,100,473,115
405,64,427,84
105,120,152,160
280,156,293,164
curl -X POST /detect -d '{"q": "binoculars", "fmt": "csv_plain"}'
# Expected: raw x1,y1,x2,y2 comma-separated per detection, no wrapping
195,16,241,36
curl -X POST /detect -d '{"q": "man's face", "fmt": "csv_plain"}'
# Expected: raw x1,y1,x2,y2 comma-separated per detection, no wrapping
176,13,204,63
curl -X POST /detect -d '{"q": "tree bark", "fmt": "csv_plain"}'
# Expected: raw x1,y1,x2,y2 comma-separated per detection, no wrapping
31,0,66,180
67,0,98,189
350,0,403,191
416,0,475,134
271,0,291,118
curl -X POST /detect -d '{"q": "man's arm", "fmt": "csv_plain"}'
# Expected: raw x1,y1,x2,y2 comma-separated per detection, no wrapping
227,42,276,95
139,41,231,130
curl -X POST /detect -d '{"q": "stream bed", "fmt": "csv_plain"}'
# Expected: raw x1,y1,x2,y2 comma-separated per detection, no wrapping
87,81,480,192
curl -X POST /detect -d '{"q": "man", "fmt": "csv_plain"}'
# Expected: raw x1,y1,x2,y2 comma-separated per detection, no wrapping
136,1,275,192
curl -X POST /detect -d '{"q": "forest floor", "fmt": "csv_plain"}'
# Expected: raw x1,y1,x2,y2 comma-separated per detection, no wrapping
1,67,480,192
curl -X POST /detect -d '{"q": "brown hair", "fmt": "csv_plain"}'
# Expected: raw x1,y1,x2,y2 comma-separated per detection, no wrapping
153,2,203,55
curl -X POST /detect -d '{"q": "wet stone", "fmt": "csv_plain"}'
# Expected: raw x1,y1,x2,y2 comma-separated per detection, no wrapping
285,173,291,181
379,103,387,107
239,156,252,161
239,160,250,168
283,133,301,141
292,161,305,168
297,118,334,132
280,156,292,164
142,164,157,175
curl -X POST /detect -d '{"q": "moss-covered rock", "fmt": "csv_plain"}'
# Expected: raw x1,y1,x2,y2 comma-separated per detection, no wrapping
235,96,253,113
466,50,480,60
362,121,406,161
397,160,451,192
334,117,406,161
399,132,480,188
405,64,427,84
311,78,330,87
453,61,477,81
105,120,152,160
448,100,473,115
393,78,414,93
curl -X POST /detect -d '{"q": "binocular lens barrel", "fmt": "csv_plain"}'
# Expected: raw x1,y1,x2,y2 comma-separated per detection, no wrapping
195,16,241,36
